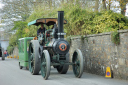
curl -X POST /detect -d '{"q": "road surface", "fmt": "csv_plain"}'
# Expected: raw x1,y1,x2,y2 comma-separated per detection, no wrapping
0,58,128,85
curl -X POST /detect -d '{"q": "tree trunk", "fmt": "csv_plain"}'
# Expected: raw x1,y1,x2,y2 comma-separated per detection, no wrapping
62,0,64,4
54,0,56,7
108,0,111,10
76,0,80,5
95,0,99,12
120,0,126,16
102,0,107,10
48,0,52,8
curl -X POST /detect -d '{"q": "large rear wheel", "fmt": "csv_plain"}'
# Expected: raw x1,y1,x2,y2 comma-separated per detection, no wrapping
28,40,41,75
41,50,51,80
56,53,69,74
72,49,84,78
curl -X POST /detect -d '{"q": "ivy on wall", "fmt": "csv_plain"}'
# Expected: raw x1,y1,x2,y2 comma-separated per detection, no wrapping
111,31,120,45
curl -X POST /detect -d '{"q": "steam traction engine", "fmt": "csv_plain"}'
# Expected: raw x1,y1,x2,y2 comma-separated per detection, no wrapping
0,43,4,60
28,11,84,80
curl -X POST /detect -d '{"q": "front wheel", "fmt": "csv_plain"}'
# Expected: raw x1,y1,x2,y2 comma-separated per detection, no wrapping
41,50,51,80
72,49,84,78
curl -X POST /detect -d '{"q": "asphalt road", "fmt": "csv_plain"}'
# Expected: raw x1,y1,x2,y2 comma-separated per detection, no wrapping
0,58,128,85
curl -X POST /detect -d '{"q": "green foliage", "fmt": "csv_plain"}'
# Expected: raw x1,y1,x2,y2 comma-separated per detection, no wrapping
7,21,27,54
92,10,128,33
7,46,14,54
81,35,84,43
12,21,27,30
12,21,27,38
7,34,17,54
85,36,88,43
8,34,18,46
111,31,120,45
7,3,128,52
25,4,128,37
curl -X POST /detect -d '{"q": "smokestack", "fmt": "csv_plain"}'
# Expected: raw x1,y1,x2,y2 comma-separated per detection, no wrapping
58,11,64,39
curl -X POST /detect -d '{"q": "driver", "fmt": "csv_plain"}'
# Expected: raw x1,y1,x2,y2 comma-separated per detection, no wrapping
37,24,46,35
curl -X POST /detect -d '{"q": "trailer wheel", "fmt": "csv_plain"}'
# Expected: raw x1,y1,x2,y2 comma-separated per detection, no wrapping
72,49,84,78
41,50,50,80
56,53,69,74
28,40,41,75
19,62,23,69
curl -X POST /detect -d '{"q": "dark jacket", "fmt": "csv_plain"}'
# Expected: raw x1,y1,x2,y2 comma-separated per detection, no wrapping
37,27,46,35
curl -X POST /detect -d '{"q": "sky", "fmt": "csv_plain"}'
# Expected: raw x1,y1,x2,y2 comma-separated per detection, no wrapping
0,2,4,9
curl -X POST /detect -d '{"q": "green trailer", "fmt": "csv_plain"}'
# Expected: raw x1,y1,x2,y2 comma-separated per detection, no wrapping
18,37,34,69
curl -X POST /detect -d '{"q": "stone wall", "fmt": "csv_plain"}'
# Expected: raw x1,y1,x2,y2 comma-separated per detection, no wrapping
69,30,128,80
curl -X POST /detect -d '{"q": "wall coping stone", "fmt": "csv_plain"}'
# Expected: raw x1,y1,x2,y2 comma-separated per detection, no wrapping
71,29,128,40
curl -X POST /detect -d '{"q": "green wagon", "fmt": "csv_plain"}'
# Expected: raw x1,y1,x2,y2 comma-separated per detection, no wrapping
18,37,34,69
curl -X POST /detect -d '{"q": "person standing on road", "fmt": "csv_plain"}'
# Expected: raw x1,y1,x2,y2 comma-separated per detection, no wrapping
6,50,9,57
4,50,7,57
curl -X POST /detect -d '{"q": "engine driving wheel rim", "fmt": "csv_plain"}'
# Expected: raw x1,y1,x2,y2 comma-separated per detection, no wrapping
41,53,46,78
29,43,34,73
73,53,80,77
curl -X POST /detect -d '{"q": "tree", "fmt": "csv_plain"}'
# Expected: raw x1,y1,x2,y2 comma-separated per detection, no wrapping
95,0,99,11
102,0,107,10
48,0,52,8
62,0,64,4
0,0,33,31
119,0,127,16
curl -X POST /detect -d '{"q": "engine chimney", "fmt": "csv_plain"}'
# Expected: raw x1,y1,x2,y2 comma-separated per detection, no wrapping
58,11,64,39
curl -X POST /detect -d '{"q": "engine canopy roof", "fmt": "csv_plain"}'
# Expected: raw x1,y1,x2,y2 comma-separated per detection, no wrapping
28,18,67,26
